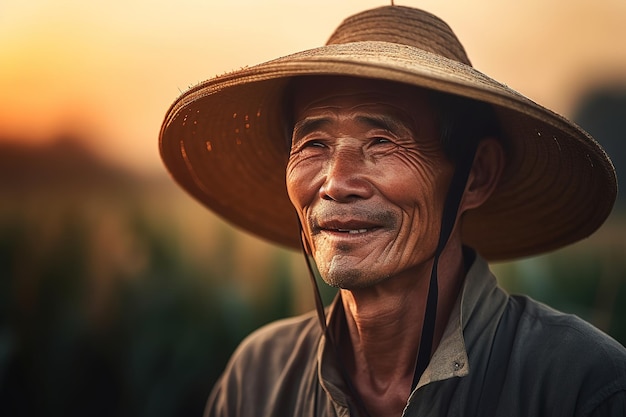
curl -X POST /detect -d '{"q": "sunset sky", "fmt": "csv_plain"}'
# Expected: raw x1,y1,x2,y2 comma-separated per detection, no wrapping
1,0,625,175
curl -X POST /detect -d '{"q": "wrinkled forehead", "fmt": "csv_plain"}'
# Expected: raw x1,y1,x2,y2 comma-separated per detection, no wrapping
285,76,440,143
290,76,434,117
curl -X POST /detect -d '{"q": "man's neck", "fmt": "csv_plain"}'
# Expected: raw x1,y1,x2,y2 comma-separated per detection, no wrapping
338,243,466,417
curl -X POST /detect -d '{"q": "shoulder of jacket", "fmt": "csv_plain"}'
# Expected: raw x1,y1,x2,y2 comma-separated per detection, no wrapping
508,294,626,373
228,310,321,366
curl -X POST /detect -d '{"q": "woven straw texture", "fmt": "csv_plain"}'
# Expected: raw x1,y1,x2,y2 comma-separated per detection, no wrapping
159,6,616,261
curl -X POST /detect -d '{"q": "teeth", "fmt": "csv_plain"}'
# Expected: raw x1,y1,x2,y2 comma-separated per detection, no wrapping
337,228,368,234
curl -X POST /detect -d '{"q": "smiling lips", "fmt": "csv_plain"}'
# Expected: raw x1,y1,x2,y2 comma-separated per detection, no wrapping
336,228,369,234
314,219,382,237
310,208,397,240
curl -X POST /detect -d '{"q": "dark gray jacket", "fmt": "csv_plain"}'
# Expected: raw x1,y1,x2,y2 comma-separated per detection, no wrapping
206,254,626,416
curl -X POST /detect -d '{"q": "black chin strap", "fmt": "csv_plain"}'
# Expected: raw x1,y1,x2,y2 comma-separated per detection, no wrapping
297,229,328,333
297,222,373,417
411,144,478,390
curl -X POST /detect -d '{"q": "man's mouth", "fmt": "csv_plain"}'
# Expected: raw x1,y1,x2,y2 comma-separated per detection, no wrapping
310,209,396,238
315,220,381,236
334,228,369,234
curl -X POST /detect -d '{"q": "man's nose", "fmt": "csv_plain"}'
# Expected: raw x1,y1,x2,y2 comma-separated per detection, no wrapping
319,148,374,202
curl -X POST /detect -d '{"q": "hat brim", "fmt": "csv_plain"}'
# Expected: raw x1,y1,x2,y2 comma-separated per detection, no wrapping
159,41,617,261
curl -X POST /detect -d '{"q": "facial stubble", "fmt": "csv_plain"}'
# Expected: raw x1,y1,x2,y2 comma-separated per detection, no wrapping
310,209,398,289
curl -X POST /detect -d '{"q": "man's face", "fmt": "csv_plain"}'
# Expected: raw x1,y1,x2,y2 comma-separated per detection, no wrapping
286,77,454,289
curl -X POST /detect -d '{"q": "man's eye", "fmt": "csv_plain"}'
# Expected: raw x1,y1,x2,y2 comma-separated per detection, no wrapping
303,140,326,148
372,137,392,145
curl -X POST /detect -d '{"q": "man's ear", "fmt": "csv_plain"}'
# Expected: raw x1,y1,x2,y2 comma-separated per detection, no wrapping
460,137,505,213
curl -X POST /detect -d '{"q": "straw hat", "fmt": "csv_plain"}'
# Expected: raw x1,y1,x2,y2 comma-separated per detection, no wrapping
159,6,617,261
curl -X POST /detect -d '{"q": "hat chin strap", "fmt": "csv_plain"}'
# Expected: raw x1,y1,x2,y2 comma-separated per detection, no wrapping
297,221,373,416
297,143,477,414
412,143,477,390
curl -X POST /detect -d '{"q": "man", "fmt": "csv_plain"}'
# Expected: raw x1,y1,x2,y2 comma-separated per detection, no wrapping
159,5,626,416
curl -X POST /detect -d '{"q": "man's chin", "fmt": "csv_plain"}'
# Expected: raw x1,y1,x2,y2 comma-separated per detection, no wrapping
318,257,388,290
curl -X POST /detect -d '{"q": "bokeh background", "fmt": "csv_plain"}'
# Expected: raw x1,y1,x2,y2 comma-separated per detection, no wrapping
1,1,625,416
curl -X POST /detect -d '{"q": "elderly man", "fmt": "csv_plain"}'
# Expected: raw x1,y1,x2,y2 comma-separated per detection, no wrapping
159,5,626,417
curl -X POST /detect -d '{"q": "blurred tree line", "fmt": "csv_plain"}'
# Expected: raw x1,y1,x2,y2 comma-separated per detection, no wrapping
0,139,303,416
0,86,624,417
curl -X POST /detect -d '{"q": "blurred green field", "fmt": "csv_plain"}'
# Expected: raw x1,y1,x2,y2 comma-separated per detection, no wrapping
0,140,624,417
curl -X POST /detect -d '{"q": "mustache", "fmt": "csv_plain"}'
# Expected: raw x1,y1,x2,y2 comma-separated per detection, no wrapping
309,206,397,232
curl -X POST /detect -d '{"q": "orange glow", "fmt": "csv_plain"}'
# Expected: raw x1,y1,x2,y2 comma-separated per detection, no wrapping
1,0,626,174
